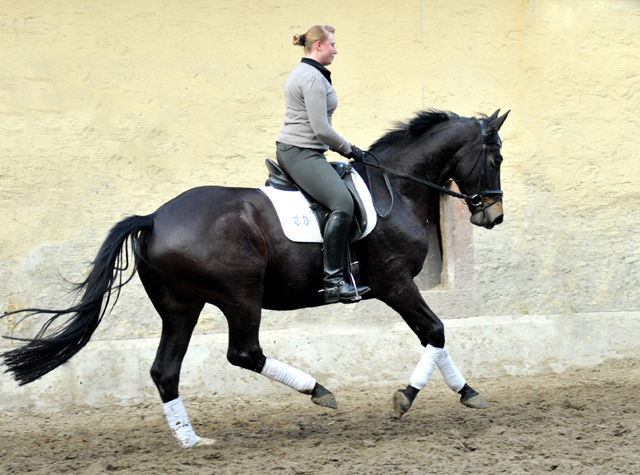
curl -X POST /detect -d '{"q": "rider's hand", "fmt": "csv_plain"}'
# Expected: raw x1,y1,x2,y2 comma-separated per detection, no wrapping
348,144,365,162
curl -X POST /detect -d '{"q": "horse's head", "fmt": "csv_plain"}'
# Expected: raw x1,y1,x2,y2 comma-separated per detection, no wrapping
453,110,510,229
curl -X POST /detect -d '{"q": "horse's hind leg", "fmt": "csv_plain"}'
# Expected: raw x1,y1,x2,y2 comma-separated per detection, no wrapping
221,301,337,409
139,270,214,448
153,305,217,448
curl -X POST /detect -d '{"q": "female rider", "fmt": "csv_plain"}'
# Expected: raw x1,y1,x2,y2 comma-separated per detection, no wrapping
275,25,370,303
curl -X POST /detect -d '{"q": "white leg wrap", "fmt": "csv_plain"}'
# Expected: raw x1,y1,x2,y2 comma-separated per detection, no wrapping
260,357,317,393
409,345,466,392
436,347,466,392
409,344,440,390
163,397,200,448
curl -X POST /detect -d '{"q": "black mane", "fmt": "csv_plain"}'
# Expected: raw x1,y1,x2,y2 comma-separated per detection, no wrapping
369,109,460,152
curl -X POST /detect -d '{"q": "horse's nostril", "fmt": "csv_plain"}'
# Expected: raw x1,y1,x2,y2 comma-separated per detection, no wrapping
494,215,504,225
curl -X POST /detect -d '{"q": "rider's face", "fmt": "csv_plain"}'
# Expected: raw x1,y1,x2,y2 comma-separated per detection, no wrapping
316,33,337,66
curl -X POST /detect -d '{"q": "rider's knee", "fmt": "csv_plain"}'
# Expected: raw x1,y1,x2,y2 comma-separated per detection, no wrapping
332,195,354,217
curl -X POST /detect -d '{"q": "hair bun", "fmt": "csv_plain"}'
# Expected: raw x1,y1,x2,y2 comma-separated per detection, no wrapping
299,34,306,46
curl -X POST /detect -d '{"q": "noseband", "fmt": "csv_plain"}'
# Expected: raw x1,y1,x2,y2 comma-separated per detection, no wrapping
361,118,503,216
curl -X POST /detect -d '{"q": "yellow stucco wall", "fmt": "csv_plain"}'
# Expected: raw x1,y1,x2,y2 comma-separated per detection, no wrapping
1,1,639,342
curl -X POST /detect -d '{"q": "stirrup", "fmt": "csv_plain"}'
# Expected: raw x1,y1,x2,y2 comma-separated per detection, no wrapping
320,274,370,304
347,272,364,301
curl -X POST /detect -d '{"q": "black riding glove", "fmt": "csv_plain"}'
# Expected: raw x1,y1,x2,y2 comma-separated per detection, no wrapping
348,144,365,162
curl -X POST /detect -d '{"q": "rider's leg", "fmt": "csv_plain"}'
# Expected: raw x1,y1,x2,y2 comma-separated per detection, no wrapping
276,143,370,302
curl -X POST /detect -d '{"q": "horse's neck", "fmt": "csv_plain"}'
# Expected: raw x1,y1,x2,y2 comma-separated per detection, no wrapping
381,139,458,189
374,127,470,221
366,151,434,224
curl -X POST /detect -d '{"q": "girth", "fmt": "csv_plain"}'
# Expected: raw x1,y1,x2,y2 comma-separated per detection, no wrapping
264,159,368,242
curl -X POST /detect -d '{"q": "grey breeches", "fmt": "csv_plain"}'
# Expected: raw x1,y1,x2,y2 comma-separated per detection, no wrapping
276,143,354,217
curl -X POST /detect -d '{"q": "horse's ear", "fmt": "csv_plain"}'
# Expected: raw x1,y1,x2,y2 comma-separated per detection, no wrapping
488,110,510,134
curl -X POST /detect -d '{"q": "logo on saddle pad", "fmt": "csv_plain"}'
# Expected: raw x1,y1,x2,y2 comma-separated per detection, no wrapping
258,161,377,243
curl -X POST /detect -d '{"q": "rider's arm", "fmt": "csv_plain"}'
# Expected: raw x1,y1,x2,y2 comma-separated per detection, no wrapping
303,80,352,157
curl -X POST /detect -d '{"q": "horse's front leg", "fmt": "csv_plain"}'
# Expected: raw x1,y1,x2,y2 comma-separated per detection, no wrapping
222,303,337,409
393,344,488,418
378,282,487,418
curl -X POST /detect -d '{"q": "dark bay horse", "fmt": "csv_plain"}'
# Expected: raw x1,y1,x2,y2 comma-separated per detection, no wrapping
1,109,509,448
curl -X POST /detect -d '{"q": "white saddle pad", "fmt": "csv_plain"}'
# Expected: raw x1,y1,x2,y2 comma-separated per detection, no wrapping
258,167,377,243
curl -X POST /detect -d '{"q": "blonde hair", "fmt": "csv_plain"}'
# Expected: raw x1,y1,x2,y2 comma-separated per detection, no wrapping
293,25,335,54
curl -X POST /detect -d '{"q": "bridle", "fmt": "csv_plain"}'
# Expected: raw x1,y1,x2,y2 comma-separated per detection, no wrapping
455,119,503,206
361,118,503,217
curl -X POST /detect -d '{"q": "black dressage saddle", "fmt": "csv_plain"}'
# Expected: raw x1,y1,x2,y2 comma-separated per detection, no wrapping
264,159,368,243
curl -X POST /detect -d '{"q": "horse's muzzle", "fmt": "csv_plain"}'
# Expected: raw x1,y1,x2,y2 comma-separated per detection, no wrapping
470,199,504,229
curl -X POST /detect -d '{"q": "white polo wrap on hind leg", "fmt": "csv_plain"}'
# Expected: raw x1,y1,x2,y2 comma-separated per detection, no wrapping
261,357,317,393
409,344,466,392
163,397,201,448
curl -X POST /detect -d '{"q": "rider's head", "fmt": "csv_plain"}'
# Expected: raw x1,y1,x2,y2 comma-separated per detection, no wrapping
293,25,336,58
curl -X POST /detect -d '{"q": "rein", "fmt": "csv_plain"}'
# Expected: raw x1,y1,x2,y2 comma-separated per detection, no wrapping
361,119,502,217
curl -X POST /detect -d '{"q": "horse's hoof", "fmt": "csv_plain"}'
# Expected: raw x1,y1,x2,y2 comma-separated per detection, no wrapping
393,389,412,418
312,392,338,409
193,437,216,447
311,383,338,409
461,393,488,409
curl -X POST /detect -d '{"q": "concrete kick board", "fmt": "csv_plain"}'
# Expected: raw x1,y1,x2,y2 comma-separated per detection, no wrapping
1,312,639,411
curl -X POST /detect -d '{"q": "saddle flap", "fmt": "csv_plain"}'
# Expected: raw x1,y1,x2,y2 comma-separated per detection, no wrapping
342,173,368,242
264,158,368,241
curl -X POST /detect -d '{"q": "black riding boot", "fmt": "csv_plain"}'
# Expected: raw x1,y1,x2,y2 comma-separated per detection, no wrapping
322,211,370,303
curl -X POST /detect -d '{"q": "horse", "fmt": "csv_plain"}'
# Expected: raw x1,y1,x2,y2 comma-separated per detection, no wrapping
1,108,510,448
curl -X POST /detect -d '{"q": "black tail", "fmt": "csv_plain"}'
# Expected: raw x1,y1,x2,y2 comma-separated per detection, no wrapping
1,214,155,385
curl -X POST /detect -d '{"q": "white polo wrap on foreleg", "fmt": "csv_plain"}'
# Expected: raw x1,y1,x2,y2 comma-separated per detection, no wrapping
162,397,200,448
261,357,317,393
409,344,440,390
409,345,467,392
436,347,466,392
